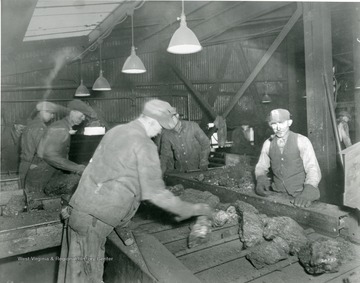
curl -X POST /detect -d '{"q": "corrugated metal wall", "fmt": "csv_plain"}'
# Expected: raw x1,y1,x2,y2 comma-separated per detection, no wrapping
1,35,288,127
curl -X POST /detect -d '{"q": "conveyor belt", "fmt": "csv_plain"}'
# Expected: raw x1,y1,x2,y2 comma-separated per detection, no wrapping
117,210,360,283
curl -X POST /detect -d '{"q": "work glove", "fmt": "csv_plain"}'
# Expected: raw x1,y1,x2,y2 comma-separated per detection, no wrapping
174,203,212,222
255,175,271,197
291,184,320,208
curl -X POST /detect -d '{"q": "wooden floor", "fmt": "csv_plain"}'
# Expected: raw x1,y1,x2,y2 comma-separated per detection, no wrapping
131,207,360,283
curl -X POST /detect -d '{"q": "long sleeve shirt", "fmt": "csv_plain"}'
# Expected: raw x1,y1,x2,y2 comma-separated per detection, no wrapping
37,117,84,173
255,132,321,188
160,120,211,173
70,120,200,227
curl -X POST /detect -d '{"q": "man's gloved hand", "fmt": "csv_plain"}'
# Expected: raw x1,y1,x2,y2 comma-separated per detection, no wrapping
291,184,320,208
60,206,71,220
255,175,271,197
174,203,212,222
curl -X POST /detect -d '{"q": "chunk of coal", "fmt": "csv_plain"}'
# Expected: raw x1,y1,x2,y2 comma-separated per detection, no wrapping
180,189,220,208
226,206,239,224
298,237,343,274
234,200,259,215
165,184,185,196
263,216,308,254
188,216,212,248
212,210,230,227
246,237,290,269
239,211,264,248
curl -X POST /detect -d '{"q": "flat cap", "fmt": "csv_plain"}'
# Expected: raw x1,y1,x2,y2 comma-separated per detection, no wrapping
67,100,97,118
337,110,351,120
267,109,291,123
36,101,59,113
142,99,177,129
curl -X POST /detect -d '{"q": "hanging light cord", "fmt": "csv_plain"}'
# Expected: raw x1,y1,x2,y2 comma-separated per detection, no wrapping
131,12,135,47
79,57,83,81
72,0,145,62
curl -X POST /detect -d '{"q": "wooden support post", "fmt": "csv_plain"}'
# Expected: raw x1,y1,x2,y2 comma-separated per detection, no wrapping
235,43,267,122
353,4,360,142
222,5,302,118
303,3,338,203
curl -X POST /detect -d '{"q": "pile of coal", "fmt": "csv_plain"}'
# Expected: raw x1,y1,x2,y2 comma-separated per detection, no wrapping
298,237,348,274
246,237,290,269
192,164,255,193
165,184,185,196
263,216,308,254
179,188,220,208
212,205,238,227
188,215,212,248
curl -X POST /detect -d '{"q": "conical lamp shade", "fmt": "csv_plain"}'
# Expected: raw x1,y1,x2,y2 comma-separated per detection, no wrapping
122,46,146,74
92,70,111,91
75,80,90,97
261,93,272,104
167,14,202,54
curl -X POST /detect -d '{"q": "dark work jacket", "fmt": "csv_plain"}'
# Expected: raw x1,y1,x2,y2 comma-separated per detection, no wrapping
37,117,84,173
269,131,305,196
19,116,47,187
230,127,254,155
160,120,210,173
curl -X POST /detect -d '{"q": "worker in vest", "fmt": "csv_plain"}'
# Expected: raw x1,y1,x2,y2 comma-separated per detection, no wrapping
159,113,210,173
19,101,60,190
61,99,212,283
255,109,322,208
26,100,96,197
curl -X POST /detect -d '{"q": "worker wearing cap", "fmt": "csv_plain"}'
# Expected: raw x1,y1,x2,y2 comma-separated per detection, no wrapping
159,113,210,173
26,99,96,196
337,110,352,149
19,101,59,190
61,99,212,283
255,109,322,208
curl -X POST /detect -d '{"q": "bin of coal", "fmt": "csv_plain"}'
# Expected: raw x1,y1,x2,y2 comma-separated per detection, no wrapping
246,237,290,269
263,216,308,254
179,188,220,208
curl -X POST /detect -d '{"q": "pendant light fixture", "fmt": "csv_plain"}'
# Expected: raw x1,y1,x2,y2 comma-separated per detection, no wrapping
92,40,111,91
75,58,90,97
167,0,202,54
122,11,146,74
261,82,272,104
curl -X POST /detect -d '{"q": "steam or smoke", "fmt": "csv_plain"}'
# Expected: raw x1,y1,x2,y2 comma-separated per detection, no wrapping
43,47,81,99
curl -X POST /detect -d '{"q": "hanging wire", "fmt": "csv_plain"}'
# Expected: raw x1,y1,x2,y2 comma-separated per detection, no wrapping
71,0,145,62
131,12,134,47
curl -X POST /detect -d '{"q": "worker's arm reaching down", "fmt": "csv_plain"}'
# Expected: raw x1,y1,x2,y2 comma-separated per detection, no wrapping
138,141,212,221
